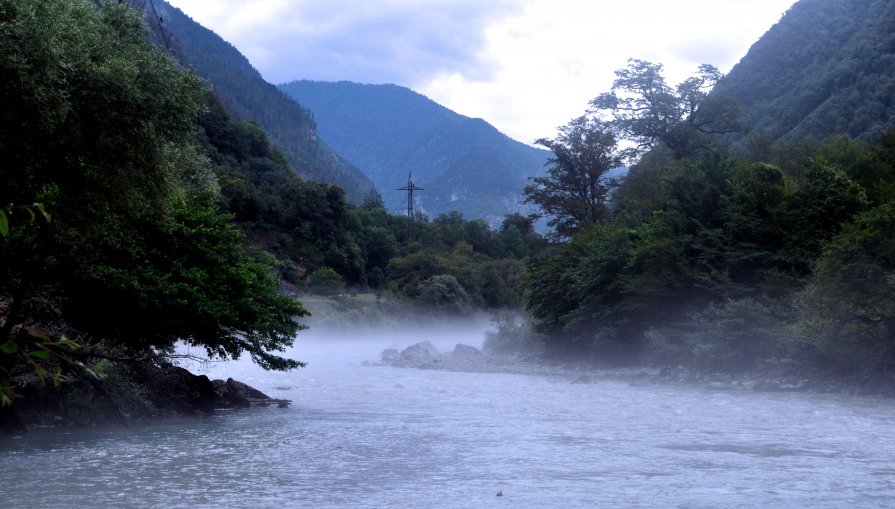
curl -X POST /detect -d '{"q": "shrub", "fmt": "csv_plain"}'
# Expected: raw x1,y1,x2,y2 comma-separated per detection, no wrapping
307,267,344,296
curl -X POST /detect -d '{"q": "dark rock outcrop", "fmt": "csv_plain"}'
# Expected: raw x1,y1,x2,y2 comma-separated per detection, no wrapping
212,378,289,409
143,364,291,412
1,361,291,435
152,364,219,414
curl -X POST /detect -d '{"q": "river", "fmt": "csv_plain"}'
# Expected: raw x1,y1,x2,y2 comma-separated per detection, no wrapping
3,323,895,508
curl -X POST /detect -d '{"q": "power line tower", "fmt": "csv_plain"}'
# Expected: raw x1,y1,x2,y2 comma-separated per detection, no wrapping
397,172,424,237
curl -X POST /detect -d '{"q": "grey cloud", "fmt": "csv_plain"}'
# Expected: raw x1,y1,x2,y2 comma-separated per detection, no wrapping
243,0,518,85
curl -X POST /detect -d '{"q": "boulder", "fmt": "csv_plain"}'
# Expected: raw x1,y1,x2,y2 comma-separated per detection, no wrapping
398,341,441,368
452,344,482,357
212,378,275,409
152,364,218,414
381,348,400,363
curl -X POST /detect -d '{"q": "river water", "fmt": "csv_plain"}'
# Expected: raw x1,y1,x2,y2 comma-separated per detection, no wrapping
3,323,895,508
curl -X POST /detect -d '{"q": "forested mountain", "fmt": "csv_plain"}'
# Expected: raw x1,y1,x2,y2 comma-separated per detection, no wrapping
506,8,895,380
1,0,547,429
149,1,374,203
278,81,550,224
714,0,895,149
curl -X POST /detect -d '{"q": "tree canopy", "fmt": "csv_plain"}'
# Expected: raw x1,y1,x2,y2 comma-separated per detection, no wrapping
523,121,895,373
525,116,623,240
0,0,307,375
590,59,741,160
711,0,895,149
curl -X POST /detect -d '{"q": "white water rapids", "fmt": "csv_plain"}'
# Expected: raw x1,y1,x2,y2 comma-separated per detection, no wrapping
3,323,895,508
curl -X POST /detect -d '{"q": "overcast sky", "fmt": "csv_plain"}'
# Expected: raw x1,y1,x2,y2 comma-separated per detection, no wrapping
165,0,796,145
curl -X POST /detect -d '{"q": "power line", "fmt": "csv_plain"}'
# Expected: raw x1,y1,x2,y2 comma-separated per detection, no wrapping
397,173,424,237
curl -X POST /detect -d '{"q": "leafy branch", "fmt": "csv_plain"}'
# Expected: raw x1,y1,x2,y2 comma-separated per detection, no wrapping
0,203,51,238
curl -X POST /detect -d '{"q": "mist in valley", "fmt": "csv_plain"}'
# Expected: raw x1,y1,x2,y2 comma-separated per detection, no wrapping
8,314,895,508
4,0,895,507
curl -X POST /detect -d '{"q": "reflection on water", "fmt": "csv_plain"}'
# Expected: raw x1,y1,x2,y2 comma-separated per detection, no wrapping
3,324,895,508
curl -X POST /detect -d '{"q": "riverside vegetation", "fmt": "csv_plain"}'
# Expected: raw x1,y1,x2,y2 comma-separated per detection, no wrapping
515,56,895,389
3,0,895,432
0,0,543,431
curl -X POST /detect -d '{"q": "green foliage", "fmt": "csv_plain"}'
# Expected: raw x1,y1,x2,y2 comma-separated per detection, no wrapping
0,0,552,418
196,94,368,286
65,194,308,370
591,59,741,160
525,116,623,239
361,189,386,209
2,0,198,335
204,152,546,300
277,259,302,285
0,203,50,239
387,247,527,310
526,127,895,372
1,0,307,379
308,267,345,296
645,299,788,372
147,6,372,203
713,0,895,149
483,312,545,355
0,334,91,408
526,224,645,346
417,275,473,315
156,4,374,202
785,158,869,271
799,201,895,373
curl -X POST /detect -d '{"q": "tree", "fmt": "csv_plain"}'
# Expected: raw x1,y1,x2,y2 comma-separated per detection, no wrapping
799,201,895,373
590,59,740,160
646,298,786,372
307,267,345,296
524,116,623,240
361,189,386,209
500,213,535,237
0,0,307,373
417,275,473,315
785,159,868,271
65,194,308,371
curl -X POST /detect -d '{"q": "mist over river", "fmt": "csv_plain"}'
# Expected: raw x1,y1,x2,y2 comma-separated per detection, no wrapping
3,322,895,508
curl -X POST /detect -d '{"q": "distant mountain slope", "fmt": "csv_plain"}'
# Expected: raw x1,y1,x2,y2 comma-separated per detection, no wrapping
278,81,549,223
714,0,895,148
151,2,374,203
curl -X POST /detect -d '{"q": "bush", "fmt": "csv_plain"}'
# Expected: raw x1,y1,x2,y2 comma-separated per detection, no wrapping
798,201,895,373
483,312,545,355
416,275,472,315
277,259,301,284
645,298,787,372
307,267,345,296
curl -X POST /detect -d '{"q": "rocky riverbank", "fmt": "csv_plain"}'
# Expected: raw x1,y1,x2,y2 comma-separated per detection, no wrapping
375,341,895,398
1,361,288,434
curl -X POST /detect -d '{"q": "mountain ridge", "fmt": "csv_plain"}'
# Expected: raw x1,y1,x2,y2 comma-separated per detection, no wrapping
151,2,375,203
278,80,549,223
714,0,895,149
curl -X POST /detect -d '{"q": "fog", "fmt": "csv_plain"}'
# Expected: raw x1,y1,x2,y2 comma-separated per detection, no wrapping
299,314,494,357
6,319,895,508
175,314,495,381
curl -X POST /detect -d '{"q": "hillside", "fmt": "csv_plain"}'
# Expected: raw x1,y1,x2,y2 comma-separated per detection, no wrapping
278,81,550,223
714,0,895,149
149,2,375,203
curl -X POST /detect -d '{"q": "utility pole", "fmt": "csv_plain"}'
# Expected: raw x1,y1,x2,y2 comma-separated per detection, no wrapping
397,172,424,238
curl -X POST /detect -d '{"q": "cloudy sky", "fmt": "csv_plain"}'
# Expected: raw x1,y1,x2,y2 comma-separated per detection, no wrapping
166,0,796,145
